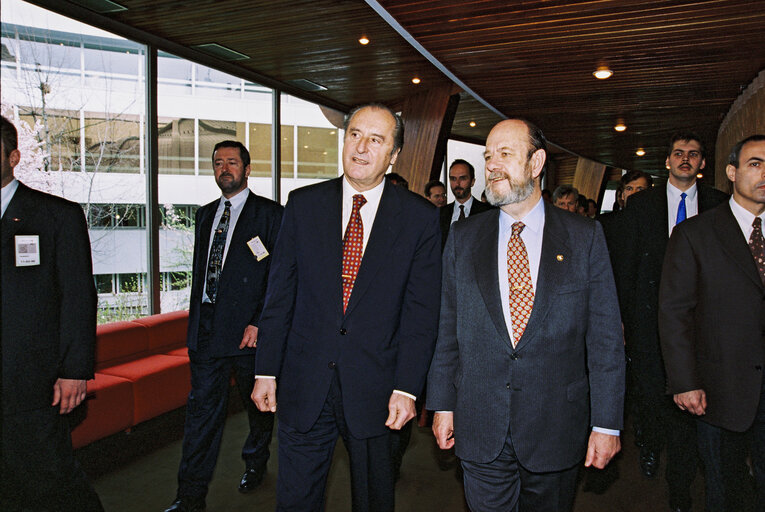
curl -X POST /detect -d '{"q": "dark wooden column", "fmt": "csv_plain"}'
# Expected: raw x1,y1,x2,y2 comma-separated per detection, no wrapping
393,84,461,197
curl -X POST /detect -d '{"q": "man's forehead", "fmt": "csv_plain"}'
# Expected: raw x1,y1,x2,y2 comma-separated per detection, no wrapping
672,139,702,151
450,164,469,176
348,107,394,130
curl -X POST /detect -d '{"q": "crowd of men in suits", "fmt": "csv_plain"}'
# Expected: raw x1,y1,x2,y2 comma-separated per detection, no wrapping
2,107,764,512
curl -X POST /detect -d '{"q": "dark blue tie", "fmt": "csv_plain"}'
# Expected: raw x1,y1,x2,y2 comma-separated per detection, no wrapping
205,200,231,303
675,192,687,225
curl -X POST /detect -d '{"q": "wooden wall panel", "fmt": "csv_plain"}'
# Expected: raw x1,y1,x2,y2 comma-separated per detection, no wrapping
573,158,606,202
716,70,765,192
394,84,460,196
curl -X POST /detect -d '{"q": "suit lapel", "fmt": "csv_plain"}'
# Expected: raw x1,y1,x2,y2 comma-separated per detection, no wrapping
515,203,571,352
714,203,763,290
471,210,513,348
2,183,38,247
195,201,216,280
344,180,401,317
320,178,345,317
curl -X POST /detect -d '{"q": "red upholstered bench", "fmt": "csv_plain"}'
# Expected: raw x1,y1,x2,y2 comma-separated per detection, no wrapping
71,311,191,449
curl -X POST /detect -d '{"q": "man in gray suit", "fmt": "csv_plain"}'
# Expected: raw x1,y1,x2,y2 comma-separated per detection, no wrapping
427,118,625,512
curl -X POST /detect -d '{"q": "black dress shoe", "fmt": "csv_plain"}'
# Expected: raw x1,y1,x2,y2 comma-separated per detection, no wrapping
163,497,206,512
239,467,265,493
639,448,659,478
669,506,690,512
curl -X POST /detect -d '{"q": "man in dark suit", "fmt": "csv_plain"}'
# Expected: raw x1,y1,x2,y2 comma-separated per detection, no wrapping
427,118,625,512
165,141,283,512
660,134,765,512
1,115,104,511
251,103,441,511
440,159,494,247
613,132,728,511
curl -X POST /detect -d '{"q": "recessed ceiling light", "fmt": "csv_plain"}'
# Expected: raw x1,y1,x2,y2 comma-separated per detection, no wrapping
636,148,646,156
359,36,370,45
411,77,421,84
696,173,704,179
593,66,613,80
469,121,476,127
614,121,627,132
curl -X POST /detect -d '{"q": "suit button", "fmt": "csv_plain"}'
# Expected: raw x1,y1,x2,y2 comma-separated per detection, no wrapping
328,361,336,369
340,328,347,335
756,365,763,371
510,353,519,360
506,383,511,389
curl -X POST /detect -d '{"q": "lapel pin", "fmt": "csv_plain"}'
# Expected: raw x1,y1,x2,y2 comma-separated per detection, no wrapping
556,254,564,261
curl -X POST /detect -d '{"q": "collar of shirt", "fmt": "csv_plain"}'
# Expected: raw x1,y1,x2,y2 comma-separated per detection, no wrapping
202,187,250,303
729,195,763,242
342,176,385,255
1,178,19,218
667,181,698,235
497,197,545,343
451,195,475,224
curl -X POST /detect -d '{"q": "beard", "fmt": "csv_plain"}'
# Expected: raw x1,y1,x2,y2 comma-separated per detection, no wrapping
485,165,535,206
216,172,245,195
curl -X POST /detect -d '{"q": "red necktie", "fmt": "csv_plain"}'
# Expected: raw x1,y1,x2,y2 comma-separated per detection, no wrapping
507,222,534,346
342,194,366,312
749,217,765,285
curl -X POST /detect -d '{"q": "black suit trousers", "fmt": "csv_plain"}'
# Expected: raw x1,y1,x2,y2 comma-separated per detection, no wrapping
1,406,104,512
276,371,394,512
177,304,274,498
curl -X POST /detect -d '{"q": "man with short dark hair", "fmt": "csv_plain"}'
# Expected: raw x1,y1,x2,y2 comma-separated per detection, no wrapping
165,140,283,512
613,132,728,512
424,179,447,207
1,115,104,511
660,134,765,512
428,118,624,512
440,159,494,247
552,184,579,212
251,104,441,511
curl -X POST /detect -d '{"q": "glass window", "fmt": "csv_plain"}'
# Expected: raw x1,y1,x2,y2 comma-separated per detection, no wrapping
297,126,338,178
198,119,237,175
83,113,141,173
158,117,195,174
281,124,294,177
1,1,148,324
248,122,271,177
195,63,241,99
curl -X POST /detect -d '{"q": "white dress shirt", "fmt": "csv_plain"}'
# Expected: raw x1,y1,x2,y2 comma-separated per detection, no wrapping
667,182,698,236
1,178,19,218
729,196,764,242
202,187,250,303
450,196,475,224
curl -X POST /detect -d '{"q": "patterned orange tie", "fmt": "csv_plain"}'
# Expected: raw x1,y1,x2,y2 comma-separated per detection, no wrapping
342,194,366,312
749,217,765,285
507,222,534,346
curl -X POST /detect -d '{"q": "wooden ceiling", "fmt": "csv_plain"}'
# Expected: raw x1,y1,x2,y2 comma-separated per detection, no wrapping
30,0,765,176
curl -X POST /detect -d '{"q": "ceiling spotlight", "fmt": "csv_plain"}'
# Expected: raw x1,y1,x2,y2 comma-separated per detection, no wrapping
593,66,613,80
696,173,704,179
469,121,476,127
359,36,370,45
614,121,627,132
636,148,646,156
411,77,421,84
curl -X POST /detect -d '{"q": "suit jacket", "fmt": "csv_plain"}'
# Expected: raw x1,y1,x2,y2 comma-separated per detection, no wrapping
613,183,728,356
439,198,494,248
426,202,625,471
255,178,442,439
187,190,283,357
659,202,765,432
1,182,96,414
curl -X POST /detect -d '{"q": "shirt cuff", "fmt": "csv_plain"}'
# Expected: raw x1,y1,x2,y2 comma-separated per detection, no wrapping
255,375,276,380
435,411,453,414
592,426,620,436
393,389,416,401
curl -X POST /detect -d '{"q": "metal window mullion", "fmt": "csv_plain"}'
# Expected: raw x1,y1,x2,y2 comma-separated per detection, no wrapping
145,45,160,314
